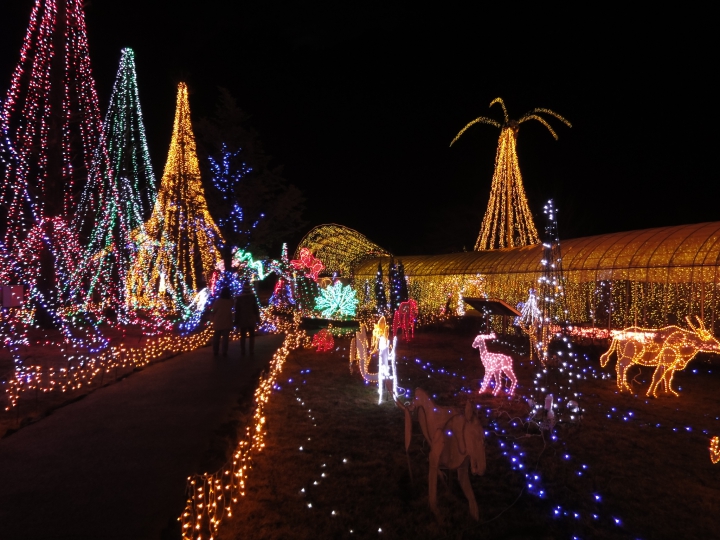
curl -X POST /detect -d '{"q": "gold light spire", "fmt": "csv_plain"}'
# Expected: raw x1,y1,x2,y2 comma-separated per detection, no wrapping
451,98,571,251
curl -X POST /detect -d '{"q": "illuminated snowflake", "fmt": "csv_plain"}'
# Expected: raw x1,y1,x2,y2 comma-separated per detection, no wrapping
315,282,358,320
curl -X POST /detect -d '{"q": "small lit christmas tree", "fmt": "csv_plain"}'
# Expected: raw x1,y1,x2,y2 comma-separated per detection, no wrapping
133,83,222,315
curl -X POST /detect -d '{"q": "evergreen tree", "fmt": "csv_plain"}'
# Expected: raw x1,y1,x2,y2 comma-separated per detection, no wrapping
0,0,112,329
374,262,387,314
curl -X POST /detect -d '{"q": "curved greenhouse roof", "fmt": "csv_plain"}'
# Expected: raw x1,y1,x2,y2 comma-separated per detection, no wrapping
354,221,720,284
296,223,390,277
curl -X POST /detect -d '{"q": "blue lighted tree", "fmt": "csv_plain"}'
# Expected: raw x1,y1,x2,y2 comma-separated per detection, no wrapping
208,144,262,273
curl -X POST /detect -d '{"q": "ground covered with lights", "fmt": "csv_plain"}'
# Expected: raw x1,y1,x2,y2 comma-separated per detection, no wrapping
219,325,720,539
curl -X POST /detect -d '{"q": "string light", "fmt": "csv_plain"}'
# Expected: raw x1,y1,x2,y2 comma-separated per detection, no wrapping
710,437,720,464
0,0,115,331
599,317,720,397
311,329,334,352
314,282,358,320
290,248,324,282
392,299,417,340
295,224,389,278
133,83,222,316
450,98,571,250
179,324,310,539
68,48,158,325
471,332,517,396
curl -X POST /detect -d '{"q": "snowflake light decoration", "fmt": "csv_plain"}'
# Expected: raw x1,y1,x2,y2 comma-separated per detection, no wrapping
315,282,358,320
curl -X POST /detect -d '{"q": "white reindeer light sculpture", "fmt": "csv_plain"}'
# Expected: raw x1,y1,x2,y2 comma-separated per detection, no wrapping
472,332,517,396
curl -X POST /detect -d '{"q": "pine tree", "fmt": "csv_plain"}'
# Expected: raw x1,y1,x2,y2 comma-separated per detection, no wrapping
67,48,157,322
374,262,387,314
134,83,222,315
1,0,111,328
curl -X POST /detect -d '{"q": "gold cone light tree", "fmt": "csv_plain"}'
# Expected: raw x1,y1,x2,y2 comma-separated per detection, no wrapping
132,83,222,315
451,98,571,251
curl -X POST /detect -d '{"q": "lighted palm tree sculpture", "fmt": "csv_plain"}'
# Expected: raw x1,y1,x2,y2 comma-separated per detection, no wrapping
451,98,571,251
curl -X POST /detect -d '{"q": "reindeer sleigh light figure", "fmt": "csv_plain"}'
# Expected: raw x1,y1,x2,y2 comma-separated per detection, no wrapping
600,316,720,397
472,332,517,396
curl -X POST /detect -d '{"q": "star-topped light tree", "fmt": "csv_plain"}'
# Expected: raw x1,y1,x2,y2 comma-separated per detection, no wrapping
1,0,112,330
67,48,158,323
134,83,222,316
451,98,571,251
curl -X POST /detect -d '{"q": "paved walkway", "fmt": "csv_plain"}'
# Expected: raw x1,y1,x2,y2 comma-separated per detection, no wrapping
0,333,283,540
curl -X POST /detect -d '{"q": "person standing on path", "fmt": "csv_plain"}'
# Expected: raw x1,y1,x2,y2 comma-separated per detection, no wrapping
210,288,234,357
235,283,261,355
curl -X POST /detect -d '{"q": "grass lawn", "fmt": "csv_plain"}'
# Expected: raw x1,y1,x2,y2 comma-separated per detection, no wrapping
219,324,720,539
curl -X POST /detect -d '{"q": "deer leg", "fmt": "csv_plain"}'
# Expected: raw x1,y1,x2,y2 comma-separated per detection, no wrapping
504,367,517,395
616,357,632,392
663,366,679,397
648,364,666,397
457,461,479,521
479,369,492,394
492,371,502,396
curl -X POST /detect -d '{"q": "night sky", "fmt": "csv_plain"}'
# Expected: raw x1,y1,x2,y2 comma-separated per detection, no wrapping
1,2,715,255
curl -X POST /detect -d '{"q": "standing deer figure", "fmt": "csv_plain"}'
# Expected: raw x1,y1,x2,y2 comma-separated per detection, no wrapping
472,332,517,396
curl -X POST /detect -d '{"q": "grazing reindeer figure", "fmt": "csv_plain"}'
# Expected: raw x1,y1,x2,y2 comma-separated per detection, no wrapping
600,316,720,397
397,388,486,520
393,299,418,340
472,332,517,396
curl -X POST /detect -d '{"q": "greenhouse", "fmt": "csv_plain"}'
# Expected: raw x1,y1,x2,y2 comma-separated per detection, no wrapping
300,222,720,330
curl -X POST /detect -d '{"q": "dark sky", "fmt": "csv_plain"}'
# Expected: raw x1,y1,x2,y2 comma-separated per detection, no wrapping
1,2,716,255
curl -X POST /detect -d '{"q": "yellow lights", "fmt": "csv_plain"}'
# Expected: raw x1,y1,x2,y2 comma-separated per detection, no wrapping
711,437,720,464
295,224,389,277
599,317,720,397
450,97,570,251
133,82,222,313
4,326,215,410
180,326,309,539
